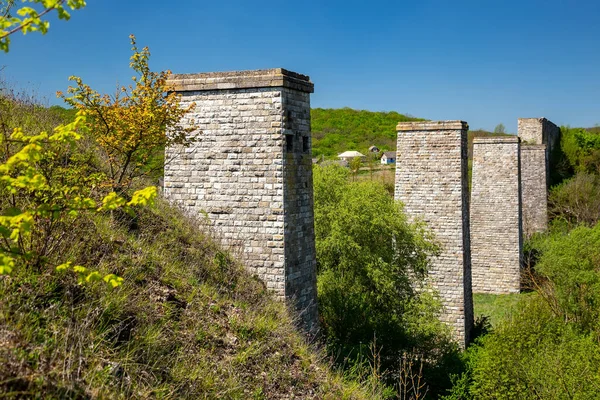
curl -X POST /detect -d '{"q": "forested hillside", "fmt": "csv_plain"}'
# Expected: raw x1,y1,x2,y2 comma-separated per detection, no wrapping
311,108,423,157
311,108,512,159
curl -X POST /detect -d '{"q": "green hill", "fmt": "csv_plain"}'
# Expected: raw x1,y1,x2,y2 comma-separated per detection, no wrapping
311,107,424,158
311,108,513,159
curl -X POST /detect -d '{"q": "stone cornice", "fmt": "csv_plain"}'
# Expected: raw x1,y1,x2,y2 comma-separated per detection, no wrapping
167,68,314,93
473,136,520,144
397,120,469,131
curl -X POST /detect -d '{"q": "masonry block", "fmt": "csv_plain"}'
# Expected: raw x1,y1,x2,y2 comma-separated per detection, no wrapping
520,145,548,237
518,117,558,238
395,121,473,347
164,68,318,331
471,136,522,294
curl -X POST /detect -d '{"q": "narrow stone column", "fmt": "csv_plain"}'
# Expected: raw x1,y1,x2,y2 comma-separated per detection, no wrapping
164,69,318,331
471,137,522,294
518,117,559,238
520,145,548,237
395,121,473,347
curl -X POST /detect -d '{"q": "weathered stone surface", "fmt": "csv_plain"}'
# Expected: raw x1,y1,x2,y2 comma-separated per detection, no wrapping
518,117,560,157
163,69,318,331
168,68,314,94
395,120,473,348
471,137,522,294
520,145,548,237
518,117,558,238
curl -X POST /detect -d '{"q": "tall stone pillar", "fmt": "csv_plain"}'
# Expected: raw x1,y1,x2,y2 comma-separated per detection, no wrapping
164,69,318,331
520,145,548,237
395,121,473,347
518,117,559,237
471,137,522,294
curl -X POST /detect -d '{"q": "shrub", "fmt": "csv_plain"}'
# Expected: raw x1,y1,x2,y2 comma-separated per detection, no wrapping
314,164,461,397
454,296,600,400
561,126,600,174
549,172,600,228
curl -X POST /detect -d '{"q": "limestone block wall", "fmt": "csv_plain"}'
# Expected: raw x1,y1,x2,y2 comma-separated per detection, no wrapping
471,137,522,294
521,145,548,237
395,121,473,347
518,117,560,157
164,69,318,331
518,117,558,238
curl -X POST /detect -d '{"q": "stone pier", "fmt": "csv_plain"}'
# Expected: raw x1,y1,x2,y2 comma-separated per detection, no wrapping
471,136,522,294
518,118,559,237
520,145,548,237
395,121,473,347
164,69,318,331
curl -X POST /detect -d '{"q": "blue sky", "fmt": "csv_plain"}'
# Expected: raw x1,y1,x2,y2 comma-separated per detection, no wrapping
2,0,599,133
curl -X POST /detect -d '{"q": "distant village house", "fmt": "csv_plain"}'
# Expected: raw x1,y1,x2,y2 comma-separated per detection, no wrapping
338,151,366,163
380,151,396,164
368,145,380,153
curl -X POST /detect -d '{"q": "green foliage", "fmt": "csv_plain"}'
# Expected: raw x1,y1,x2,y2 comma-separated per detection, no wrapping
448,222,600,399
59,35,197,192
534,223,600,333
493,123,506,134
472,293,526,328
560,126,600,173
314,164,461,397
349,156,362,178
0,0,85,52
311,108,423,158
451,296,600,400
0,88,159,284
549,172,600,227
1,200,371,398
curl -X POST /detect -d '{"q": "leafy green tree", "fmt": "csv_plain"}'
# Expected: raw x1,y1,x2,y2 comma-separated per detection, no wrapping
549,172,600,227
349,156,362,179
493,123,506,134
460,297,600,400
447,222,600,399
314,164,461,397
534,223,600,333
0,3,156,284
58,35,197,193
560,126,600,173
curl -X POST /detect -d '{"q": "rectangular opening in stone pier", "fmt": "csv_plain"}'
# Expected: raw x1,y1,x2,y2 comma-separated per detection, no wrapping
163,68,318,332
471,136,522,294
394,120,473,348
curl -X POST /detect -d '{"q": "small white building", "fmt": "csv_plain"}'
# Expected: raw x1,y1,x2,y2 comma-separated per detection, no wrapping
380,151,396,164
338,150,366,162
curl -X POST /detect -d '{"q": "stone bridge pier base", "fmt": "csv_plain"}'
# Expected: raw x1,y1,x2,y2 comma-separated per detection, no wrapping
394,121,473,347
163,69,318,332
471,137,522,294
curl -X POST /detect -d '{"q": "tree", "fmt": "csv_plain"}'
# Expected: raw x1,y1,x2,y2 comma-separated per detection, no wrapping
0,3,156,285
549,172,600,227
493,123,506,134
313,165,462,396
0,0,85,52
58,35,197,193
349,156,362,180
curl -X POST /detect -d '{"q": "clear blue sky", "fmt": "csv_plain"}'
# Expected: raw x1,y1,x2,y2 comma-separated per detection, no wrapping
3,0,599,133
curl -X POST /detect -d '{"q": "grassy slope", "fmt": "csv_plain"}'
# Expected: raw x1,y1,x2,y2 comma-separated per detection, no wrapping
473,293,529,328
1,200,368,399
